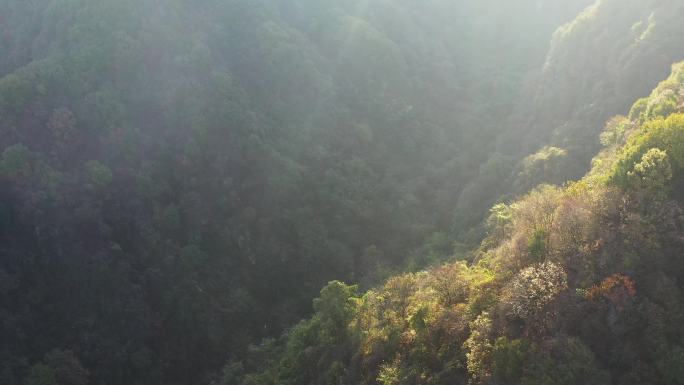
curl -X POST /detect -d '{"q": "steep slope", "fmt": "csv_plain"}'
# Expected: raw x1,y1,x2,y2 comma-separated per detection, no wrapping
229,63,684,385
524,0,684,159
453,0,684,238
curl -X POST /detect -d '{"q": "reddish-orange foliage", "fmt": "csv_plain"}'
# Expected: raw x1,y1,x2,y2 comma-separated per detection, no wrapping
587,274,637,310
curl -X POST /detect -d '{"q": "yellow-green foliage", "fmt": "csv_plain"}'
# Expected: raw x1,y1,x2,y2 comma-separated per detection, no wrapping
631,62,684,124
611,114,684,187
594,63,684,191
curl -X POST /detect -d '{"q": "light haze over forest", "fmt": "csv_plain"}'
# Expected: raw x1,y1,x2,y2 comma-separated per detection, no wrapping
2,1,684,384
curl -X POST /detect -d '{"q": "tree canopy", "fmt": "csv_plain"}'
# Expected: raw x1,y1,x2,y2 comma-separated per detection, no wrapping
2,1,684,384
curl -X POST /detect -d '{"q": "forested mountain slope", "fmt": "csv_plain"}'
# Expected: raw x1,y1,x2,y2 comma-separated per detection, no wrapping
4,1,684,385
534,0,684,156
231,62,684,385
0,1,593,384
454,0,684,238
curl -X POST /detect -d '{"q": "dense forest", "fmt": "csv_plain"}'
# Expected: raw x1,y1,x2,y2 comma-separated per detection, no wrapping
228,61,684,385
1,1,684,385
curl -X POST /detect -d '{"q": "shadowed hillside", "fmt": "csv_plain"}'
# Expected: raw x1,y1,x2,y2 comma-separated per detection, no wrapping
228,62,684,385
